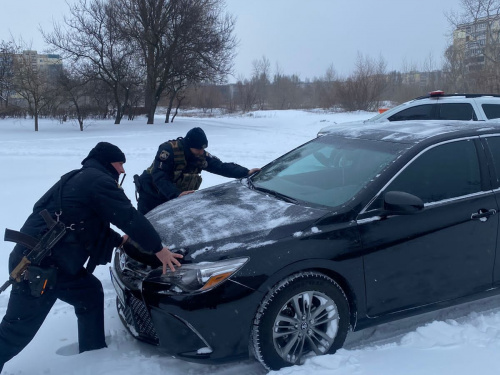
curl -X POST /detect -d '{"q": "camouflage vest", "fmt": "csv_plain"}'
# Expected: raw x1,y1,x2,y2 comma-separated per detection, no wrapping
148,138,205,192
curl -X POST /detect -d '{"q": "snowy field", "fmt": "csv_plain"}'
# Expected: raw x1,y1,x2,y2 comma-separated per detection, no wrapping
2,110,500,375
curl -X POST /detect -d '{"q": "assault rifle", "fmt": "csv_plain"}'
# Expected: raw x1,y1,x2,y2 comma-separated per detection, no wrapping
0,209,66,294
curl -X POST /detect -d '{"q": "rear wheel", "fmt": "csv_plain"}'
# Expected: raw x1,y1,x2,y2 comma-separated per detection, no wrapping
252,272,350,370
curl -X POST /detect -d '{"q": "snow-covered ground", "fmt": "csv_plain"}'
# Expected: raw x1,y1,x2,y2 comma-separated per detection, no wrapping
2,110,500,375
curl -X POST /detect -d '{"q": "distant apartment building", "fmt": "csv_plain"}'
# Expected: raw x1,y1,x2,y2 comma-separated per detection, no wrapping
401,71,443,88
0,50,63,103
453,15,500,71
17,50,63,78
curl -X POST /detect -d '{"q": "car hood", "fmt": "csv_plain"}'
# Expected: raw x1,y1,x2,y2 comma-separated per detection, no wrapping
145,180,329,261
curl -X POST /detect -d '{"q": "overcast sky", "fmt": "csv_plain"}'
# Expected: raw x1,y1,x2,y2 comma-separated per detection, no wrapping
0,0,459,81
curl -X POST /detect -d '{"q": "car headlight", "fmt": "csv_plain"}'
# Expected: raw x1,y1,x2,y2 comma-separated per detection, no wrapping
149,257,249,293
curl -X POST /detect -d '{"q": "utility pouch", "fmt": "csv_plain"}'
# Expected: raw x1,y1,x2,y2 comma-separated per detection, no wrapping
176,173,202,191
26,265,57,297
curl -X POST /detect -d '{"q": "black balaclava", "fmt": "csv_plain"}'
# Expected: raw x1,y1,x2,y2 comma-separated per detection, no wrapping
184,127,208,149
81,142,126,180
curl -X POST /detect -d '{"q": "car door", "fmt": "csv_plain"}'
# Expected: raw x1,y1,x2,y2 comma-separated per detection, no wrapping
358,138,498,317
482,135,500,283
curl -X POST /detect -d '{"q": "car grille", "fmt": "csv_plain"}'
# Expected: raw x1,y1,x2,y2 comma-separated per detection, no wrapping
127,294,159,343
113,248,159,344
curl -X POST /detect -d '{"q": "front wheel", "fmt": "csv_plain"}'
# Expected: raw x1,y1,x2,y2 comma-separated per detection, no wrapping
252,272,350,371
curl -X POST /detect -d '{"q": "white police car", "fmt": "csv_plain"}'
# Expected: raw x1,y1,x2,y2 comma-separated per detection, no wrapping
318,91,500,136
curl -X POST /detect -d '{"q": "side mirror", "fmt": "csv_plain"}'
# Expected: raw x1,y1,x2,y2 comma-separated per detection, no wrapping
383,191,424,215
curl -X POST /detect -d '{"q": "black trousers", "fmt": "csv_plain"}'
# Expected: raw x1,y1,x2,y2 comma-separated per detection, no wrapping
0,270,106,371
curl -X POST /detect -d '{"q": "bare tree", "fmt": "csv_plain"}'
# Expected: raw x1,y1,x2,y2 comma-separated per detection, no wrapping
271,72,300,110
164,76,188,123
251,56,271,110
390,58,425,101
56,67,95,131
44,0,143,124
123,83,146,120
446,0,500,92
337,53,388,111
88,79,115,119
313,63,338,109
115,0,236,124
421,53,441,92
12,46,59,131
170,88,188,122
0,40,15,110
234,77,257,112
191,82,224,113
443,43,470,92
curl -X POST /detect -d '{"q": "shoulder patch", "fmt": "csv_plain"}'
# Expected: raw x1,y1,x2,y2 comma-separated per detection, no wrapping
159,150,170,161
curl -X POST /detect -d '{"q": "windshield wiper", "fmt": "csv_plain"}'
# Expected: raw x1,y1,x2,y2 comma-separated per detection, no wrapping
252,185,299,204
247,177,255,190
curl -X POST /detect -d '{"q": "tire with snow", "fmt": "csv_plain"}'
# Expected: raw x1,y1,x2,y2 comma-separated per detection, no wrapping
252,272,350,371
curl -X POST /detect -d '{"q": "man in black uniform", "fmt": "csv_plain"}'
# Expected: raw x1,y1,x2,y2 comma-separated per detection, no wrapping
135,127,260,214
0,142,182,372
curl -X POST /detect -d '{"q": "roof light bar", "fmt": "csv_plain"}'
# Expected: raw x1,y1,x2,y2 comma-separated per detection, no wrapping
429,90,444,97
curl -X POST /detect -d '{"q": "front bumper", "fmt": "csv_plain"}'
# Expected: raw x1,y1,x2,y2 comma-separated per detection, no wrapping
110,264,159,344
110,249,264,363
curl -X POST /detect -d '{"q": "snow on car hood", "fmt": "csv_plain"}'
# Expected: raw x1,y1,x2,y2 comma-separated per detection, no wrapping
145,180,327,259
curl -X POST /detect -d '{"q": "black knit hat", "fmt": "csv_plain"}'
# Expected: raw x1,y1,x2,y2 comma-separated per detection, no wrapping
184,127,208,149
81,142,126,165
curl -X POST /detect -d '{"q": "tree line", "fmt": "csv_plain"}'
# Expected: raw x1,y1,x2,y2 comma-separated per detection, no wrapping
1,0,235,130
0,0,499,131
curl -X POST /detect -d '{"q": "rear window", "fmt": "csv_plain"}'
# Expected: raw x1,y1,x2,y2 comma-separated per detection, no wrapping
437,103,477,120
482,104,500,119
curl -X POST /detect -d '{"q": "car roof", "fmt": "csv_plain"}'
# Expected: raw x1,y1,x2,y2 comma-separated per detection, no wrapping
411,92,500,101
399,94,500,108
321,120,500,144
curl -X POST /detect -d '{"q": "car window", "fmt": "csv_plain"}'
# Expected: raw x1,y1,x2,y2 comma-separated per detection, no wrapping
482,104,500,119
252,137,403,208
437,103,477,120
366,102,407,122
485,136,500,185
385,139,481,203
387,104,434,121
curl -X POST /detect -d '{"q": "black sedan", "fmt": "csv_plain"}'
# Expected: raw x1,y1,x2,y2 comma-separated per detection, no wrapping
110,120,500,371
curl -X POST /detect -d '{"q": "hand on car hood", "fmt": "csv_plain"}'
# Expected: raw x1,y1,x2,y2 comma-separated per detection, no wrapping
145,180,327,260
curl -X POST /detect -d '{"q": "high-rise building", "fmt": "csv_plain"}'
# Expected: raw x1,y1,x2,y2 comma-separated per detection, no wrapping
453,15,500,71
17,50,63,78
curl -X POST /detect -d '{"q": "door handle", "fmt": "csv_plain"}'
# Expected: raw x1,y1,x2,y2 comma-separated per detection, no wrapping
471,208,497,221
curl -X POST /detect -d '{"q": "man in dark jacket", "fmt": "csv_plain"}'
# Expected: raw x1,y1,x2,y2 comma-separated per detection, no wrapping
0,142,182,372
136,127,260,214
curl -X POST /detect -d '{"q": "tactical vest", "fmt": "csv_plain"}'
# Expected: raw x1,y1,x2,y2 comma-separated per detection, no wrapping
148,138,205,192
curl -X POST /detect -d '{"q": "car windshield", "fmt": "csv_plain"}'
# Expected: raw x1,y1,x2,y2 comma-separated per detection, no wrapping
251,136,403,208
